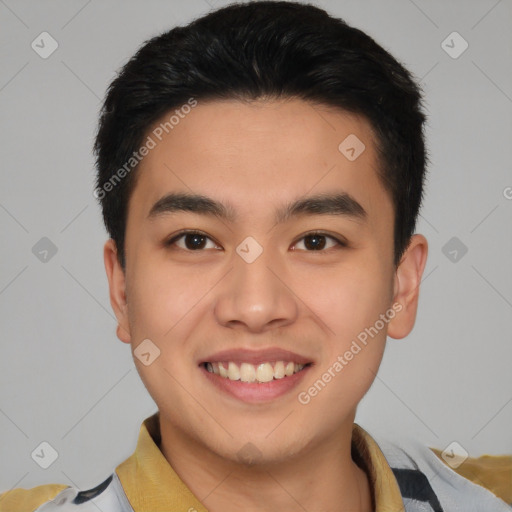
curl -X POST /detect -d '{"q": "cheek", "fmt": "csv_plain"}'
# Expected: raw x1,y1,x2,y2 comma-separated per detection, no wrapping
296,283,390,427
295,259,392,405
126,254,214,339
124,259,206,415
124,255,224,391
300,260,393,345
319,260,393,389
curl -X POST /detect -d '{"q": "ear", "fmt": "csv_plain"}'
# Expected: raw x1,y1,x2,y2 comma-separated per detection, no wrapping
387,234,428,340
103,239,131,344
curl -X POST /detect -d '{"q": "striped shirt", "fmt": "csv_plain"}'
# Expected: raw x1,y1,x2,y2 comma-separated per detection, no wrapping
1,412,510,511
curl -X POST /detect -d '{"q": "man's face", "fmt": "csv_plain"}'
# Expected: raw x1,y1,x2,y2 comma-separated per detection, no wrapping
108,98,406,463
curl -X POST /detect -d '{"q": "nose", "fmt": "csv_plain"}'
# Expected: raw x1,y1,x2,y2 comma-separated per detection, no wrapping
213,243,298,333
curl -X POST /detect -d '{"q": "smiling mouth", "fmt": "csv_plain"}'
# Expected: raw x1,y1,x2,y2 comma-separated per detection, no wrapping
202,361,310,383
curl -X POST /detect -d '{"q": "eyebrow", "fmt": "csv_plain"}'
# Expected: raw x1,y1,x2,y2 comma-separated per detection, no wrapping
148,191,367,223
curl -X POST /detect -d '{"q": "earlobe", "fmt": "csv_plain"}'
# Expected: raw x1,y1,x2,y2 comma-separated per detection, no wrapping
103,239,132,344
387,234,428,340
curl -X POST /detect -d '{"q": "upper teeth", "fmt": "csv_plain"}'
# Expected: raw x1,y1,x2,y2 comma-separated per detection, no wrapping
205,361,305,383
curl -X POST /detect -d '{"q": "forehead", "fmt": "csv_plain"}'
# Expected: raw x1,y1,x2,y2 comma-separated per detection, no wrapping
129,98,392,225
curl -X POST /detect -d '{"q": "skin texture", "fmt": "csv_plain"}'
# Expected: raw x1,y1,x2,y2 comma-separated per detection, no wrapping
104,98,428,512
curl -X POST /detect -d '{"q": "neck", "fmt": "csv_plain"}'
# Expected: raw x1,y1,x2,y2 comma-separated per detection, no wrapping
159,417,373,512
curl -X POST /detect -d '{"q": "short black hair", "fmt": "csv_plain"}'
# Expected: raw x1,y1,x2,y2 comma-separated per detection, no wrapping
94,0,427,268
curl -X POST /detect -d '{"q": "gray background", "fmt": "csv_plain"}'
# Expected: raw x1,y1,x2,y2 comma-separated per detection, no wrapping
1,0,511,492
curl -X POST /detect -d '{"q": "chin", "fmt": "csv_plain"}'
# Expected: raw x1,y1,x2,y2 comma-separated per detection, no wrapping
206,428,309,467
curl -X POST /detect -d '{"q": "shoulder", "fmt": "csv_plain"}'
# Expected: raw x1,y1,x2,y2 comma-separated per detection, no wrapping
376,435,512,511
0,484,68,512
0,474,133,512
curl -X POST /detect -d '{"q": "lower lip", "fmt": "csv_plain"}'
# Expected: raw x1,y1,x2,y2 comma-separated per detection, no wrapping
200,365,311,403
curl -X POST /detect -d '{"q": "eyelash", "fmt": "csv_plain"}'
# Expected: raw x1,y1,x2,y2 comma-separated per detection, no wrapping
164,230,347,253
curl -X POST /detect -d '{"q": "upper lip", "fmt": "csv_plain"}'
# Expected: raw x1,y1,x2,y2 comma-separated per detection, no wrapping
199,348,313,366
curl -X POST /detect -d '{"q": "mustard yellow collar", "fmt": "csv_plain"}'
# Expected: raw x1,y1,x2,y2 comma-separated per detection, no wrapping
116,412,404,512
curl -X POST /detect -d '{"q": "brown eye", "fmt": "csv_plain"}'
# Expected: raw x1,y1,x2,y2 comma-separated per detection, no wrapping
183,233,208,250
166,231,219,251
303,234,327,250
292,233,345,251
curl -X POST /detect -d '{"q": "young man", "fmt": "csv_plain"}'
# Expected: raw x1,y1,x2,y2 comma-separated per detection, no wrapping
1,2,510,511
